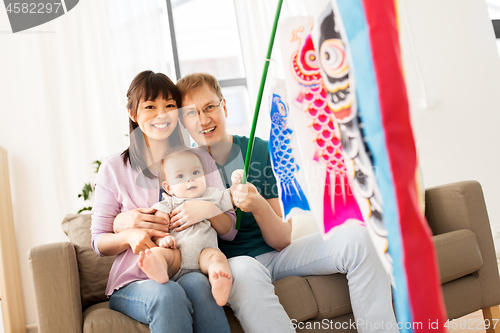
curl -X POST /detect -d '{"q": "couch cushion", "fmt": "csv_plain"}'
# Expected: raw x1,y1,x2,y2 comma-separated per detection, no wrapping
83,302,149,333
62,213,115,310
305,274,351,320
441,274,482,319
433,229,483,284
274,276,319,322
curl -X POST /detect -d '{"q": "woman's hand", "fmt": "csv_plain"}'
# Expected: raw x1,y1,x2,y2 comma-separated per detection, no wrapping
231,182,264,213
114,207,170,234
169,201,221,232
125,228,165,254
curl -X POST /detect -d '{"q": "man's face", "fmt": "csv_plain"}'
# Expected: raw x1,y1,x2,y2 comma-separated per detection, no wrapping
180,84,228,147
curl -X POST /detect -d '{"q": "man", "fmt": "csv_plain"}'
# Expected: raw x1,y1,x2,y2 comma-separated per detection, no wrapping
174,72,399,333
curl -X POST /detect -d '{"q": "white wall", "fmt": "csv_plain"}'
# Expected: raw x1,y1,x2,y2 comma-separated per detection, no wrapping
0,11,113,330
398,0,500,245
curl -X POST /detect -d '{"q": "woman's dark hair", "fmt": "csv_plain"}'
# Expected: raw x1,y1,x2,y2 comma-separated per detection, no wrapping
122,70,185,178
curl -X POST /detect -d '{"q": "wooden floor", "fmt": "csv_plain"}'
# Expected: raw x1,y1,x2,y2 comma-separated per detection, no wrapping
448,310,488,333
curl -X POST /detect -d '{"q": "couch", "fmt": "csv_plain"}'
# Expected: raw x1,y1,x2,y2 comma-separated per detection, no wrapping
28,181,500,332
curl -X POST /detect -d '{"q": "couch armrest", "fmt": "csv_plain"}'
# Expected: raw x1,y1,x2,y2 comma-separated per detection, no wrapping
425,180,500,308
426,181,489,235
28,242,83,333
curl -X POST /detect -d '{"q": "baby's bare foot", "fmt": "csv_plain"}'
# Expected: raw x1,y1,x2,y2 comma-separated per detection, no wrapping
138,249,169,284
210,270,232,306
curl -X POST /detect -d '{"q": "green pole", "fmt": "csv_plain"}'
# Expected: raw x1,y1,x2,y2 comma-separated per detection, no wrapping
236,0,284,230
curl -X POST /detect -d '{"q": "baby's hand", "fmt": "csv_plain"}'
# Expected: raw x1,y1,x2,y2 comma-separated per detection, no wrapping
231,169,244,186
159,235,177,249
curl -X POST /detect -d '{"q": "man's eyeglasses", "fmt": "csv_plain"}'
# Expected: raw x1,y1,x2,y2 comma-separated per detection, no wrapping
182,99,223,119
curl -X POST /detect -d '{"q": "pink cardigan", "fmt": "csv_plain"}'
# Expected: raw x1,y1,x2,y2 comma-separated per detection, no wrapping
91,149,237,296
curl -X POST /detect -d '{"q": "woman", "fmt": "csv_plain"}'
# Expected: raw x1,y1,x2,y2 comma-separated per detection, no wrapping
91,70,234,333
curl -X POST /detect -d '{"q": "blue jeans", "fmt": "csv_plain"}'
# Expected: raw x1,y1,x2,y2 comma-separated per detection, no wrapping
227,226,399,333
109,272,230,333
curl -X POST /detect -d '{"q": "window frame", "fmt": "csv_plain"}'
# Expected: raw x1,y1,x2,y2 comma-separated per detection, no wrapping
165,0,248,90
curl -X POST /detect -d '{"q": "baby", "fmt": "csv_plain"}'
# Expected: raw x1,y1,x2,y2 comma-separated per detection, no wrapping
137,149,240,306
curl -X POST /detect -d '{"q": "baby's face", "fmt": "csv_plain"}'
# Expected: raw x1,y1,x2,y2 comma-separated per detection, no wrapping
163,152,207,198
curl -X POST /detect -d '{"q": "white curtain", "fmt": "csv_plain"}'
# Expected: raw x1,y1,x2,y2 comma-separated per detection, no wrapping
0,0,175,327
485,0,500,19
1,0,362,327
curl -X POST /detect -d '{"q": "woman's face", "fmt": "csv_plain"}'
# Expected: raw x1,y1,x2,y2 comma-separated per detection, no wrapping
130,96,179,144
180,84,229,147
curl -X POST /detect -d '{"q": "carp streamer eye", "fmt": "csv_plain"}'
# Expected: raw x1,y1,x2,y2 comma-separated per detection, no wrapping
304,49,319,69
279,103,287,117
320,38,348,79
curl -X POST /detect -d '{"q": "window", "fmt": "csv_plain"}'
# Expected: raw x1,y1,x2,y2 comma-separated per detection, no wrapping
168,0,251,137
